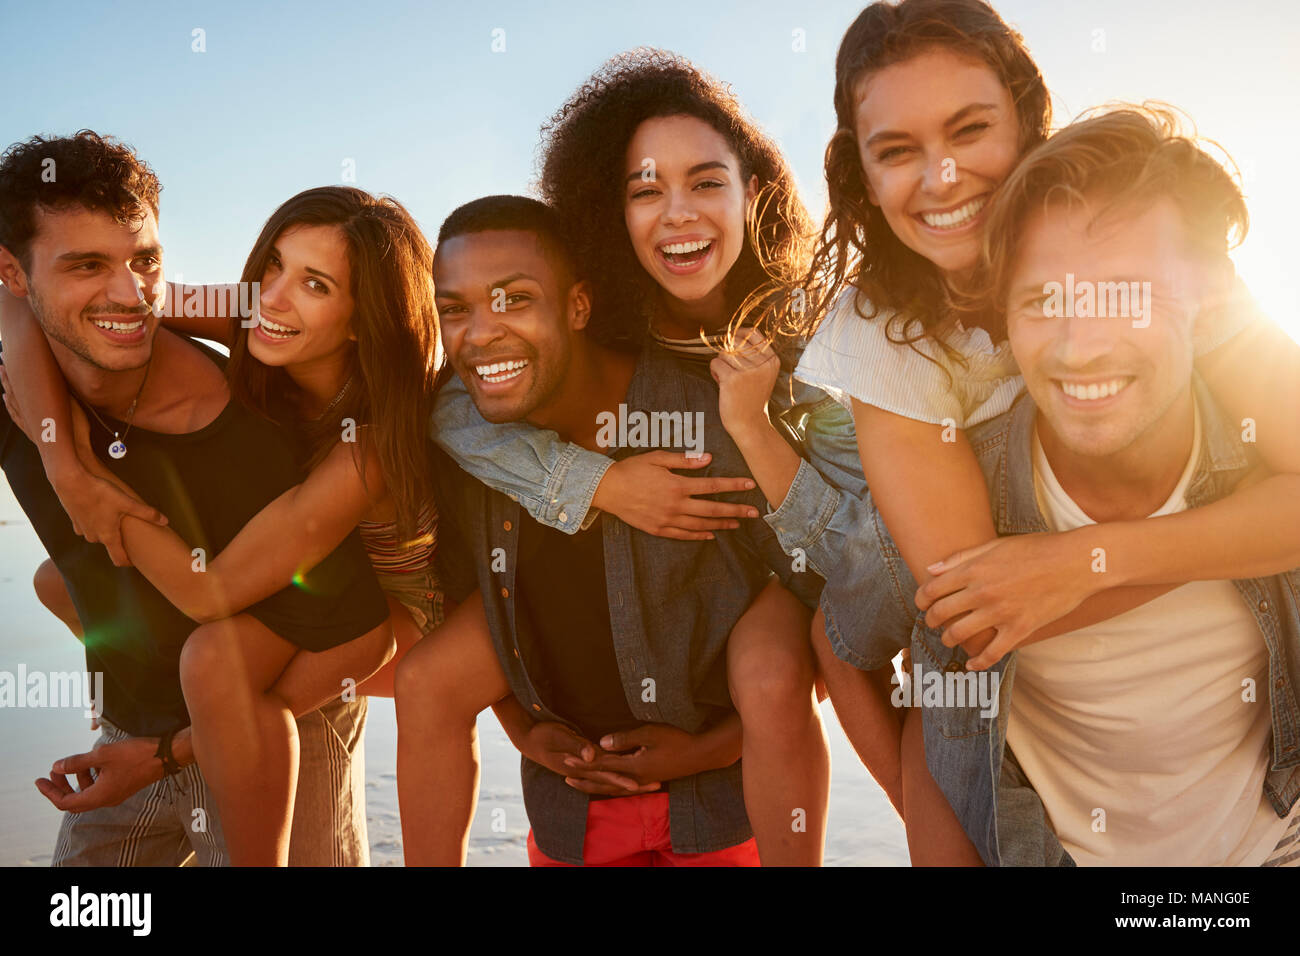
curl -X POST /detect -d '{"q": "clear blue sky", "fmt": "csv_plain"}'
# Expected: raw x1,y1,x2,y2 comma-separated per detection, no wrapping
2,0,1296,338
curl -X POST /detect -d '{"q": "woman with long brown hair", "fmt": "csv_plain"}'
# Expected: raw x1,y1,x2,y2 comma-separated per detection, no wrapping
1,186,447,864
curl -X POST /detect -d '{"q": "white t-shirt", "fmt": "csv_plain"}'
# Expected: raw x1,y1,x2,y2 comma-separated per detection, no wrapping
794,288,1021,428
794,282,1262,429
1006,407,1298,866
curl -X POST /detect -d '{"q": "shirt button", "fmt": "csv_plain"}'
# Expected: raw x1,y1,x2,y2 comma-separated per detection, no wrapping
1258,600,1269,613
558,511,569,523
500,587,509,599
532,703,541,712
424,592,435,599
503,520,512,532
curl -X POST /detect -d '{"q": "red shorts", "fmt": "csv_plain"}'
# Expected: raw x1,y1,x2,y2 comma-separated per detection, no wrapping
526,792,760,867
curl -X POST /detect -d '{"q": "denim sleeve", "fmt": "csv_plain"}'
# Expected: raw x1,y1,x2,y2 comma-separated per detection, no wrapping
763,457,846,579
429,370,612,534
764,379,918,666
762,371,868,576
747,510,825,610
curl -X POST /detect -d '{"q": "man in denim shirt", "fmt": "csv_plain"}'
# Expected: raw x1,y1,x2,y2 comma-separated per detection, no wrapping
426,196,822,865
844,109,1300,866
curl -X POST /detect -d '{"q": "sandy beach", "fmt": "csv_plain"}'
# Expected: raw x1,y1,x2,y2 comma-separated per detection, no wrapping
0,483,908,866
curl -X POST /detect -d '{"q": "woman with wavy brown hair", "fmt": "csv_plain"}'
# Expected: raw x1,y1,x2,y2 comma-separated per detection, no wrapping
734,0,1300,865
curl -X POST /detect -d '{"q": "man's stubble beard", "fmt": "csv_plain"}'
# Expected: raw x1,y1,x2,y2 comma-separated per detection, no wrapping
1043,373,1190,461
27,282,153,373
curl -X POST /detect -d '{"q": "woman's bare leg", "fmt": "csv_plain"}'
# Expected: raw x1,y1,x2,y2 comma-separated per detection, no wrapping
809,608,905,816
180,614,300,866
33,558,82,638
353,596,424,698
900,706,984,866
269,594,409,709
396,590,510,865
726,579,829,866
180,612,393,865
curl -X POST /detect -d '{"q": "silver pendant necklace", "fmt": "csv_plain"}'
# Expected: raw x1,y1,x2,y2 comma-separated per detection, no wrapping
86,352,154,460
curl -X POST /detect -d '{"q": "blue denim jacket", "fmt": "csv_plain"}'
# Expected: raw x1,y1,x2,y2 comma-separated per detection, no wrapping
851,377,1300,865
430,344,823,864
430,342,916,646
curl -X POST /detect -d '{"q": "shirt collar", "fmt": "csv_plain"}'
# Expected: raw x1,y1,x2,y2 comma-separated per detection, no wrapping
993,373,1253,534
625,342,689,417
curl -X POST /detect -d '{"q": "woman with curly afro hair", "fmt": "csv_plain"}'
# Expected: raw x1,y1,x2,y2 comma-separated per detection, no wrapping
428,49,875,866
535,48,812,353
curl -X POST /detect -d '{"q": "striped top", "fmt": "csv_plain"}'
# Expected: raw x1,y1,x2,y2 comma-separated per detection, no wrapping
357,503,438,575
650,327,727,363
795,282,1262,429
1263,812,1300,866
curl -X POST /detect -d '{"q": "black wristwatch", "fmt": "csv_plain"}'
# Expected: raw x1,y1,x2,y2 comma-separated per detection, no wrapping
154,729,183,777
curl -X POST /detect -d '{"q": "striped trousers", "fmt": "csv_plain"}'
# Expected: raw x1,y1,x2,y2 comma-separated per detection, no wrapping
52,695,370,867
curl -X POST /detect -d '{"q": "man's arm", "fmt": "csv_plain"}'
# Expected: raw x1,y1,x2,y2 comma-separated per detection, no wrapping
431,369,610,532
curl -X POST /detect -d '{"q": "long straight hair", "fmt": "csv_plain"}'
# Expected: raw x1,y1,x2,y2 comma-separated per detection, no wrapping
226,186,438,542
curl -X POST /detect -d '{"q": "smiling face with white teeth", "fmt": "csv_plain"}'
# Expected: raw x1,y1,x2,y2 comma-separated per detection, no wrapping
434,228,590,425
1007,195,1206,462
854,47,1021,276
9,204,165,373
245,223,357,373
623,114,757,331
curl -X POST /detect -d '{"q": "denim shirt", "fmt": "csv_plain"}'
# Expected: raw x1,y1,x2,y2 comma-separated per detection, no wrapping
853,376,1300,866
430,339,916,649
430,343,823,864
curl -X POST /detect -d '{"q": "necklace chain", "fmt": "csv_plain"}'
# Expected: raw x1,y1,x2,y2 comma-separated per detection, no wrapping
311,375,353,423
85,350,155,459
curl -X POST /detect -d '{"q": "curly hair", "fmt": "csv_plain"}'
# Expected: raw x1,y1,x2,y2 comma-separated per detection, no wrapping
537,48,813,352
772,0,1051,357
227,186,439,543
0,130,162,270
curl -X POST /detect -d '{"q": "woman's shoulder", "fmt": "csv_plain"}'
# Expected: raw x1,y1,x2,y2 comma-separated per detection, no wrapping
801,288,944,371
795,287,1026,426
